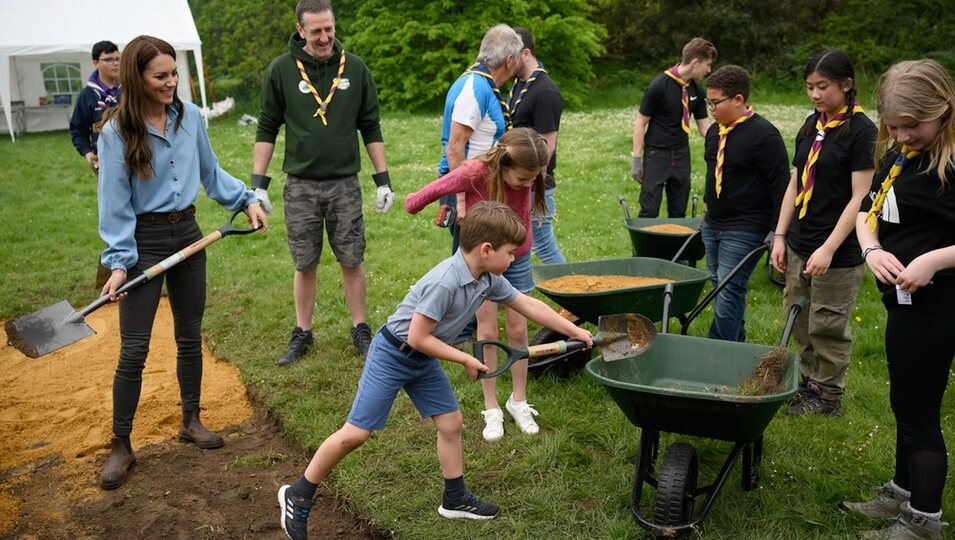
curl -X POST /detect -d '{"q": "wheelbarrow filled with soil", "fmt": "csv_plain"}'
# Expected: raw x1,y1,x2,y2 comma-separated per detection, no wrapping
619,196,705,265
584,292,803,539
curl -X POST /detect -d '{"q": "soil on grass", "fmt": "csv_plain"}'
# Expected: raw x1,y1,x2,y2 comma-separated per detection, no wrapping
1,300,387,540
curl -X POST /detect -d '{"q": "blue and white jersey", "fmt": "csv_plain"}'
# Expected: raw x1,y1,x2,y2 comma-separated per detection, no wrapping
437,72,507,174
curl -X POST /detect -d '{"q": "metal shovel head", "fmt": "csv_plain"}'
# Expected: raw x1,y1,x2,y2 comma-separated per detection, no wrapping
596,313,657,362
4,300,95,358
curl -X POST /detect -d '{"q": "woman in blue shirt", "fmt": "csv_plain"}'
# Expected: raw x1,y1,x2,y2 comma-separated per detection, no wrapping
96,35,267,490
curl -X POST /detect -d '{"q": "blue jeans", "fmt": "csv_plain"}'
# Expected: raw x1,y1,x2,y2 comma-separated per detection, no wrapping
532,188,566,264
700,224,765,342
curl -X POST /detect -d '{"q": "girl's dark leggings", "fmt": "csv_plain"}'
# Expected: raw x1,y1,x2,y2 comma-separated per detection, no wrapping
112,217,206,437
883,284,955,513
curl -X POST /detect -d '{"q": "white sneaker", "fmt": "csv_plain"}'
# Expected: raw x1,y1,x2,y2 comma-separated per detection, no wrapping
482,408,504,441
505,395,539,435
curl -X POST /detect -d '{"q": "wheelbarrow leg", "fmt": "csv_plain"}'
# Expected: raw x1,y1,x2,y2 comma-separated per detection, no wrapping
631,429,660,520
741,436,763,491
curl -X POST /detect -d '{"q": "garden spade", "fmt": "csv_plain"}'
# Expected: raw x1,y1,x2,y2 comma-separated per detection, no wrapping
5,209,260,358
476,312,657,379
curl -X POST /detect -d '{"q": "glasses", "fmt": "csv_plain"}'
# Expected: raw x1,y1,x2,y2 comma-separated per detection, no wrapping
705,96,731,110
97,57,121,64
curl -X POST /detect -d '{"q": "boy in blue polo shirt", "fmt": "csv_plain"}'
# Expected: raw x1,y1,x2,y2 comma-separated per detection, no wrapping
277,201,592,539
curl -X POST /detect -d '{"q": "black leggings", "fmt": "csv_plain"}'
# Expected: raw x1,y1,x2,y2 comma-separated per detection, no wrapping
883,284,955,513
112,217,206,437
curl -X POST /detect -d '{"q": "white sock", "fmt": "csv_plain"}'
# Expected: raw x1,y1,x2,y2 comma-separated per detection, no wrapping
889,480,911,498
908,505,942,520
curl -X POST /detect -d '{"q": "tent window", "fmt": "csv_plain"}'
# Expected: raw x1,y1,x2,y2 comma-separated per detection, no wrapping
40,63,83,95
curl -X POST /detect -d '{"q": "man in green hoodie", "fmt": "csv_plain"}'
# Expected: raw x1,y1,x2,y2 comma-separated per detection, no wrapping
253,0,394,366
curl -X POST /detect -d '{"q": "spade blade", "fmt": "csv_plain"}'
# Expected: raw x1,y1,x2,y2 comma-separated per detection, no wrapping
596,313,657,362
4,300,96,358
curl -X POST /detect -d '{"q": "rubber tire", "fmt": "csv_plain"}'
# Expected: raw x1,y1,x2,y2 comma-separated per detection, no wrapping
654,443,698,537
527,327,592,378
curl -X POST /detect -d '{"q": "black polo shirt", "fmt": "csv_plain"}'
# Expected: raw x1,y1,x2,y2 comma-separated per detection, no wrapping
788,111,877,267
510,72,562,189
639,72,708,149
703,113,790,232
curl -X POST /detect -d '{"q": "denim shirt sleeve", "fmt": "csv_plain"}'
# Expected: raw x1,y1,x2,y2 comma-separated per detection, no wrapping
190,106,256,210
97,122,139,271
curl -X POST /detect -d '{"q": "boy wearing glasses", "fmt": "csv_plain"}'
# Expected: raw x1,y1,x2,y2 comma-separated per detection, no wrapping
700,65,789,342
70,40,121,173
631,37,716,218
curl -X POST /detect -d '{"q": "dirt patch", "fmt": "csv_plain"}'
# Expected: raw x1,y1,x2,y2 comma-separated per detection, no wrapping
538,274,673,292
639,223,697,234
1,300,385,539
737,347,790,396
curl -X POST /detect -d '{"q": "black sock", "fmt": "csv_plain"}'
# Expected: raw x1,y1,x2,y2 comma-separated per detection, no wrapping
292,476,318,500
118,435,132,454
444,476,466,503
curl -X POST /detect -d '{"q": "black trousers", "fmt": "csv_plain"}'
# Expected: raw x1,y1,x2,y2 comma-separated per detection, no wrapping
639,144,691,218
112,217,206,437
883,283,955,512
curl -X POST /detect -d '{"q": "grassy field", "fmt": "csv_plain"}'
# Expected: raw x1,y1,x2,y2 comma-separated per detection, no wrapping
1,92,952,539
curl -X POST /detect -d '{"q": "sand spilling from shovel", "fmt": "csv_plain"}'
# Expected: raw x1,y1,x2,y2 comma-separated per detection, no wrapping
640,224,697,234
539,275,673,292
737,347,790,396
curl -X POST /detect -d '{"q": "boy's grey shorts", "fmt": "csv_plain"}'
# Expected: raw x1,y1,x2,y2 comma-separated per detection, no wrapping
283,174,365,270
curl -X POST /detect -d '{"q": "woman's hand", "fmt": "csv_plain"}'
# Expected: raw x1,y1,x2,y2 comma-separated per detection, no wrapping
246,203,269,233
101,269,128,302
865,249,904,286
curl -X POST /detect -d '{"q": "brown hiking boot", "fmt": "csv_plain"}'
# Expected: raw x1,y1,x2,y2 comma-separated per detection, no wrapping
100,437,135,490
859,502,947,539
178,410,224,449
840,481,909,520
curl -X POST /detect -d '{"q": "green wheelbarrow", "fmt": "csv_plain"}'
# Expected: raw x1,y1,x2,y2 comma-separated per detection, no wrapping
619,195,705,265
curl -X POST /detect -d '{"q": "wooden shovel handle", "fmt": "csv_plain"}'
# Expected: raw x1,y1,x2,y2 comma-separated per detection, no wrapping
526,340,588,358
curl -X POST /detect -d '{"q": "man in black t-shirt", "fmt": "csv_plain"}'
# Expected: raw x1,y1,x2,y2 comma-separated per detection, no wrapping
510,27,565,263
631,38,716,218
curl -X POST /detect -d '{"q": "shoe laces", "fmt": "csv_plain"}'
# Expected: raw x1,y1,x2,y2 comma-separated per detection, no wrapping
482,408,504,423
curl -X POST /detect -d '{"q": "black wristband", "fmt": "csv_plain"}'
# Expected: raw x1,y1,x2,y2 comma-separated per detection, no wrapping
372,171,391,188
250,174,271,190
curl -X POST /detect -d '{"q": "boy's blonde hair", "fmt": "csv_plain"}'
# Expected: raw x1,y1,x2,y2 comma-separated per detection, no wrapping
476,127,548,217
459,201,527,253
875,59,955,184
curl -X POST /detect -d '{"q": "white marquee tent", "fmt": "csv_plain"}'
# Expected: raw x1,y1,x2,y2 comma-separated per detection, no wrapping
0,0,208,142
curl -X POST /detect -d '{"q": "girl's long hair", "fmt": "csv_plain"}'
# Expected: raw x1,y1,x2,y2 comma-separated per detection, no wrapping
875,59,955,184
97,35,184,179
476,127,548,217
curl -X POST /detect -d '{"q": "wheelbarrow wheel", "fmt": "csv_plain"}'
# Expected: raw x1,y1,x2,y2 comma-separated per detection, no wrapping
654,443,698,537
527,327,592,378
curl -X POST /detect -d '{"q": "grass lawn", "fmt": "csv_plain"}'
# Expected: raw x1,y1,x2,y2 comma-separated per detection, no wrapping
1,91,952,539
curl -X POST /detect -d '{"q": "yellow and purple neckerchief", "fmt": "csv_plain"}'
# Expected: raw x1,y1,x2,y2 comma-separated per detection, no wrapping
664,63,691,135
865,146,921,231
295,49,346,126
465,62,512,130
507,62,547,115
715,106,754,198
794,103,864,218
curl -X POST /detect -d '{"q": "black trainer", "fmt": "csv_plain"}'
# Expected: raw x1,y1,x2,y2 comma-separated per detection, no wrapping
278,484,313,540
277,327,313,366
351,323,372,358
438,490,500,520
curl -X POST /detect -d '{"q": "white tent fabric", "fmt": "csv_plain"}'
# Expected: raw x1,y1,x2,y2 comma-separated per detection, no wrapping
0,0,208,142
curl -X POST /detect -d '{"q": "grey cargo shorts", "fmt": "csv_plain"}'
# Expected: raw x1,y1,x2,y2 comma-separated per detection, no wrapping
284,174,365,271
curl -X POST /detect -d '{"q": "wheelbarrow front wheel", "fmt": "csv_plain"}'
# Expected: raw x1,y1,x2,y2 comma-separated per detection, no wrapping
654,442,698,538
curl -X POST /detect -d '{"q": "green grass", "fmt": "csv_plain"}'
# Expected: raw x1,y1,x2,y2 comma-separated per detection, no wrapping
2,91,953,540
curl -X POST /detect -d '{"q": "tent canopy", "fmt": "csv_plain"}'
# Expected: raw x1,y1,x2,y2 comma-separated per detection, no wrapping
0,0,208,141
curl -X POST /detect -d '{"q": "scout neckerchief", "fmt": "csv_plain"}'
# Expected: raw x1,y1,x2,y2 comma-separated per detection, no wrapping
465,62,511,130
865,146,921,231
295,48,346,126
715,106,754,198
508,62,546,114
664,63,691,135
794,103,864,218
88,70,120,108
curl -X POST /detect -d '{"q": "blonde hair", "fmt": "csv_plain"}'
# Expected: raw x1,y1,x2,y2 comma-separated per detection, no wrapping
875,59,955,184
475,127,548,217
459,201,527,252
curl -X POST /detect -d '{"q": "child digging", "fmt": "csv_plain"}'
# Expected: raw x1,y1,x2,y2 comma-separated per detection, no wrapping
277,201,592,540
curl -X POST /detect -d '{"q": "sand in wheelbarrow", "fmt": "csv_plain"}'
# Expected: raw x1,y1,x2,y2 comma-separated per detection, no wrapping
640,223,697,234
538,274,673,292
737,347,790,396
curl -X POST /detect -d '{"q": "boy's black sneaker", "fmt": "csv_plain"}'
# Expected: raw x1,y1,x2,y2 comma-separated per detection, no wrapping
438,491,500,520
278,484,313,540
277,327,313,366
351,323,372,358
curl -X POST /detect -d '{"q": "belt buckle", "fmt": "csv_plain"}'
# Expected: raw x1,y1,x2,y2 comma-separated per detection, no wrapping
168,211,182,223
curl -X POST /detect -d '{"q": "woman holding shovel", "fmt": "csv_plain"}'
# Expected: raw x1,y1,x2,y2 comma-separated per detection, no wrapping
96,35,267,490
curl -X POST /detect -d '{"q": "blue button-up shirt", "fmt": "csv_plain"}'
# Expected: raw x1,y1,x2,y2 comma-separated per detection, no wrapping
97,102,256,270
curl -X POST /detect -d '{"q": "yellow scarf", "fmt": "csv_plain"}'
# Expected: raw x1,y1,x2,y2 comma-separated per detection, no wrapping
715,106,754,197
664,64,691,135
295,49,346,126
865,146,921,231
794,104,863,218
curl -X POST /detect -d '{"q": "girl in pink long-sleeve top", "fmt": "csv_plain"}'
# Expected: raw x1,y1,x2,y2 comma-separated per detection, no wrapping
406,127,549,442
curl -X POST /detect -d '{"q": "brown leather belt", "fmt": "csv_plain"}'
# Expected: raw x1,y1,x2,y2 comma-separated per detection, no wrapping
137,205,196,223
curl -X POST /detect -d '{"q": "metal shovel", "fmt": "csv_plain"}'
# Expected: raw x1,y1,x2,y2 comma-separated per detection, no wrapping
5,209,260,358
475,312,657,379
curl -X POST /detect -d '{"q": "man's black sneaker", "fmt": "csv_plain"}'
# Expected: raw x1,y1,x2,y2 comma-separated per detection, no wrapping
277,327,313,366
351,323,372,359
438,491,500,520
278,484,313,540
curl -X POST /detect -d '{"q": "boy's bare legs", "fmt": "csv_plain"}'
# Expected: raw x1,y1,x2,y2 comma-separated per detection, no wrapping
476,300,501,410
504,306,528,402
433,411,464,479
303,423,371,483
434,410,501,519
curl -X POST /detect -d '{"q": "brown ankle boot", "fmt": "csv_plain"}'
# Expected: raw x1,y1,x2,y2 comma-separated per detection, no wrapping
178,410,224,449
100,437,135,490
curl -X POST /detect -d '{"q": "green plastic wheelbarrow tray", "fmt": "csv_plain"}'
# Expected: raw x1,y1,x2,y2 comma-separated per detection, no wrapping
533,258,708,325
624,217,706,263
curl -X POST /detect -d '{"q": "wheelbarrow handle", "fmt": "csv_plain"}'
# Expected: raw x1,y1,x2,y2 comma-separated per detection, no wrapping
779,296,806,346
618,195,631,221
669,227,703,264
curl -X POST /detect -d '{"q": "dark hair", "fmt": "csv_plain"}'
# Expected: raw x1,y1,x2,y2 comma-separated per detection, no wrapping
800,50,858,138
296,0,332,24
98,35,183,180
706,65,750,102
459,201,527,253
514,27,534,55
682,37,717,64
92,40,118,61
